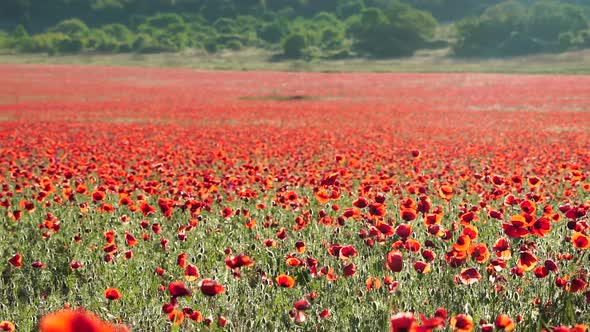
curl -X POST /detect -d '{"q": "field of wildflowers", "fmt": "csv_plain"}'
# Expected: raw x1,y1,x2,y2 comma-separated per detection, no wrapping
0,65,589,331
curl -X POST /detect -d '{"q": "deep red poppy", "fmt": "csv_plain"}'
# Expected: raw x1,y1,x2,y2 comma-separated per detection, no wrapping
200,278,225,296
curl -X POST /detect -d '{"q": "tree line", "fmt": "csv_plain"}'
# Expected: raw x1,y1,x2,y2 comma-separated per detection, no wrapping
0,0,589,58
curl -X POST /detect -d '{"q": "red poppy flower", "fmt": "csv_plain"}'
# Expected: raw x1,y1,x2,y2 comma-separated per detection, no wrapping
572,232,590,249
517,250,538,271
530,217,551,237
339,245,358,260
31,261,45,269
125,232,137,247
438,185,453,200
503,215,531,238
365,277,382,291
419,313,445,329
527,176,542,187
92,191,106,202
413,261,431,274
316,188,330,204
343,262,356,277
369,203,387,217
286,256,304,267
139,202,156,216
492,237,512,260
276,274,295,288
568,278,588,293
8,253,22,268
495,314,515,330
70,261,83,270
450,314,473,332
453,235,471,252
295,241,306,254
353,197,369,208
458,268,481,285
199,279,225,296
395,224,412,239
390,312,417,332
184,264,200,282
177,252,188,268
11,210,22,221
40,309,127,332
104,288,122,300
294,299,310,310
386,250,403,272
169,280,192,297
468,243,490,264
0,321,15,332
318,309,331,319
400,208,417,221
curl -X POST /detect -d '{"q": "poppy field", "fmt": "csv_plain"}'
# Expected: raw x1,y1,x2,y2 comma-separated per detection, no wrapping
0,64,589,331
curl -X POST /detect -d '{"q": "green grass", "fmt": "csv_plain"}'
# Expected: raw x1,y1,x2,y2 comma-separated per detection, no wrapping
1,181,588,330
2,47,590,74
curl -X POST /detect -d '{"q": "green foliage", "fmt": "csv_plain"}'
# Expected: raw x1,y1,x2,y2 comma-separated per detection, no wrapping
350,2,437,57
336,0,365,18
48,19,90,39
453,0,590,57
6,0,590,59
0,31,9,49
282,32,307,58
257,21,287,44
526,0,588,42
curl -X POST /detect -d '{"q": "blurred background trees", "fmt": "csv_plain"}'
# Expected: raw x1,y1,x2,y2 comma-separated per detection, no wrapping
0,0,588,58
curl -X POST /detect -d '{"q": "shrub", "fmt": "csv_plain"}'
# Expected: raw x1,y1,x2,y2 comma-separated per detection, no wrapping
350,3,437,57
49,18,89,39
258,21,286,44
282,32,307,58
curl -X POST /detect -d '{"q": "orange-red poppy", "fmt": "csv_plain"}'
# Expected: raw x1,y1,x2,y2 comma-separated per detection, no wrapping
365,277,382,291
8,253,22,268
453,235,471,252
92,191,106,202
468,243,490,264
503,215,531,238
104,288,122,301
413,261,431,274
494,314,515,331
39,309,127,332
572,232,590,249
492,237,512,260
0,321,15,332
400,208,417,221
438,185,453,200
527,176,542,187
517,251,538,271
177,252,188,268
450,314,473,332
369,203,387,217
184,264,200,281
286,256,304,267
276,274,295,288
316,188,330,204
295,241,306,254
